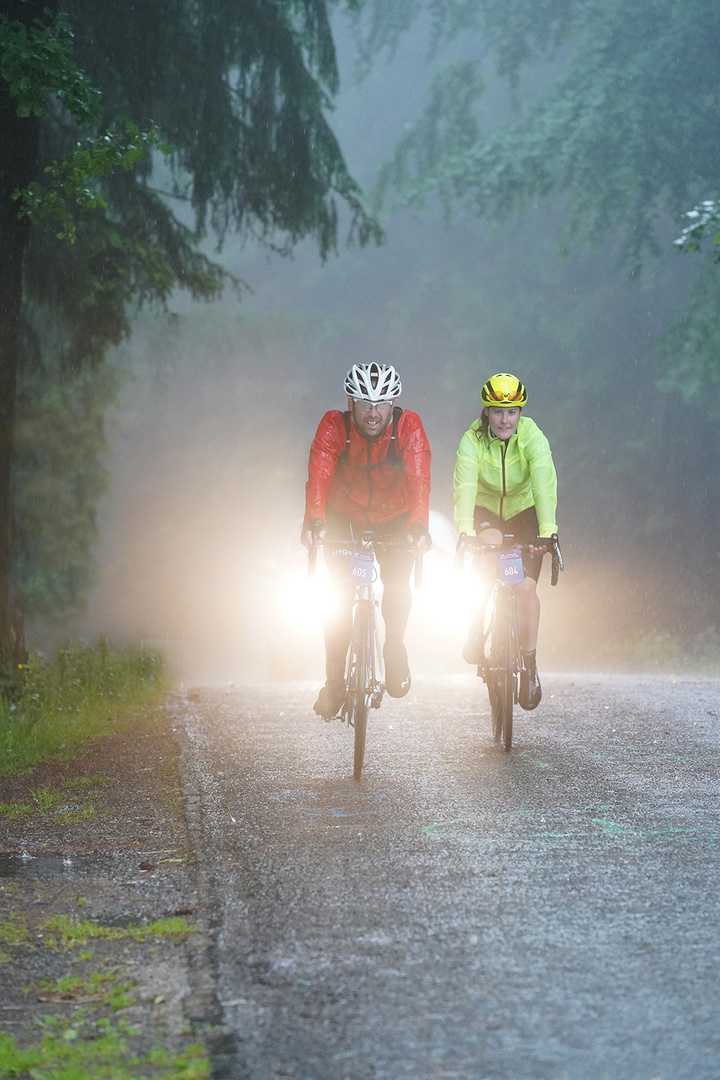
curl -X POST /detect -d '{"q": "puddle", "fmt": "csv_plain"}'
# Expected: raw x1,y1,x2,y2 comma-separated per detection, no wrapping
0,851,161,879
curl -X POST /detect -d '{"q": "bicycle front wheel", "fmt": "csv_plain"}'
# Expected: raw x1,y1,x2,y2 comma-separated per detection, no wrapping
497,669,513,752
353,692,368,781
349,602,371,781
488,674,503,743
487,591,514,752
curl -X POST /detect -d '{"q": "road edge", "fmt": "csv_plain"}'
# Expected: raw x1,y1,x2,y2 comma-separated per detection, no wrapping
169,690,247,1080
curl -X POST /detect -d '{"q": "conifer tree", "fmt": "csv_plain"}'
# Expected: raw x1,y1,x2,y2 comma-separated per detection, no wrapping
0,0,380,664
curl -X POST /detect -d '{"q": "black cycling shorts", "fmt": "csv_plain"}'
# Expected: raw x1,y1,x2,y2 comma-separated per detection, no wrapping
473,505,544,582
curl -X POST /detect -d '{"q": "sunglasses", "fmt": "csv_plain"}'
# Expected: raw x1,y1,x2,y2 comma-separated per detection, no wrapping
352,399,393,412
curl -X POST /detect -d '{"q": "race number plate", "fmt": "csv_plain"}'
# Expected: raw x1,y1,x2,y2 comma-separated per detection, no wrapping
497,547,524,584
347,550,374,583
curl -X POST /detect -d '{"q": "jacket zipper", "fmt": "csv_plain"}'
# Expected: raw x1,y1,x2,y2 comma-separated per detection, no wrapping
365,437,373,525
499,440,507,520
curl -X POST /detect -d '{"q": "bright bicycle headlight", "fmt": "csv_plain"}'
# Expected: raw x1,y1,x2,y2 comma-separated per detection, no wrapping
278,565,337,630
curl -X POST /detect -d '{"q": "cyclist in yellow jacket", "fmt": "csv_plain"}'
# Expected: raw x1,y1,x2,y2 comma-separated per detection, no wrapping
454,372,558,710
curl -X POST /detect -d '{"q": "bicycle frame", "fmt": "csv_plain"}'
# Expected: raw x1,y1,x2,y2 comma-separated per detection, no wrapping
343,560,385,779
456,532,562,751
309,532,420,779
485,578,523,750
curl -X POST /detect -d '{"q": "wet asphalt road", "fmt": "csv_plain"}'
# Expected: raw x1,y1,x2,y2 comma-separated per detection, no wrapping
171,674,720,1080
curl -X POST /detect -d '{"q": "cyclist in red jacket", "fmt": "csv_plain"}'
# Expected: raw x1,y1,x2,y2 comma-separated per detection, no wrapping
301,362,432,719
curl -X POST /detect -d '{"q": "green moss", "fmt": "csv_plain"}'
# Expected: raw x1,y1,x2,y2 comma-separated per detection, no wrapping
0,1019,209,1078
0,915,29,946
34,969,136,1010
54,805,97,824
39,914,197,952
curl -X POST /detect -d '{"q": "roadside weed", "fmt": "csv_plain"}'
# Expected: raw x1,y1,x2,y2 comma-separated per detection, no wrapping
53,805,97,824
0,916,207,1075
0,913,196,952
0,775,110,822
0,800,33,819
33,969,135,1010
0,644,166,776
0,916,30,947
29,785,65,812
40,914,197,952
0,1019,209,1078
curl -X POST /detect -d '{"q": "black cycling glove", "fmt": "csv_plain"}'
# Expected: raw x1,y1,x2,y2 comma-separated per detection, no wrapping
407,524,433,551
302,518,325,543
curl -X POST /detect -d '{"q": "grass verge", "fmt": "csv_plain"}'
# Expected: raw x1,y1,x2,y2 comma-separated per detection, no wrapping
0,1020,209,1079
0,642,166,777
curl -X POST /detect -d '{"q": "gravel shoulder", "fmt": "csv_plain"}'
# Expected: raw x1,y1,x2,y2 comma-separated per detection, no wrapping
0,692,228,1075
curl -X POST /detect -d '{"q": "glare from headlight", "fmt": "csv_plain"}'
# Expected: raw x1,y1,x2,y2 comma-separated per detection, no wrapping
411,558,478,630
278,566,337,629
277,554,479,640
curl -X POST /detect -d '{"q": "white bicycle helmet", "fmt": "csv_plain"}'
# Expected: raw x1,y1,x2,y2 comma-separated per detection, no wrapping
344,362,402,401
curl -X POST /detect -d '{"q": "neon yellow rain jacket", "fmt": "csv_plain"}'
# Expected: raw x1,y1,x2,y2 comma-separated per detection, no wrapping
453,416,558,537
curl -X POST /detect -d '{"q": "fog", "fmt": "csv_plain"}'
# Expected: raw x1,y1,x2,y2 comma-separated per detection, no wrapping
81,16,719,685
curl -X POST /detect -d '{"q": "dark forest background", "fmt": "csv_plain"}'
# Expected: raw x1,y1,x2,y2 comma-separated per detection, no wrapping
5,0,720,681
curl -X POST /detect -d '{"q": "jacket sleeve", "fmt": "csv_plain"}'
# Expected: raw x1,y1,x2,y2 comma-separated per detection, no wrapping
525,425,558,536
398,411,431,529
303,412,345,526
453,430,479,536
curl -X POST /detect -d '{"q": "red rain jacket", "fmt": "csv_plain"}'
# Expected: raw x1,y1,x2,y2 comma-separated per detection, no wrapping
304,409,431,529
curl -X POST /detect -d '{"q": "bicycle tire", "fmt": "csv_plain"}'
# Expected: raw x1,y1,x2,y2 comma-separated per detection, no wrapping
350,603,371,781
487,589,514,752
498,669,513,752
353,688,368,780
489,674,503,743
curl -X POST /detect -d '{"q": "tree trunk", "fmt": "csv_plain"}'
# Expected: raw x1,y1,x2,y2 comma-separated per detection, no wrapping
0,0,51,665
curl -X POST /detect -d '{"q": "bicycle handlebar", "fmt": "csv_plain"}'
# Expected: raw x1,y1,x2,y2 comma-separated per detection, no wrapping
550,538,564,586
307,535,423,588
455,533,564,587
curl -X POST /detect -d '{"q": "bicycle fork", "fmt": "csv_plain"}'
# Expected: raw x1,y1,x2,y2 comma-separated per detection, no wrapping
345,592,384,725
359,591,385,708
485,585,524,699
370,592,385,707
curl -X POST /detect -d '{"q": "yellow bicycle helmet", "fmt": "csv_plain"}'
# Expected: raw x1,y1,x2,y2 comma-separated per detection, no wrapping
480,372,527,407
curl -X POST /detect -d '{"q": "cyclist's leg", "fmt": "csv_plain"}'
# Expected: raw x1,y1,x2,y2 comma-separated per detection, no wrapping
313,511,355,718
514,576,540,652
463,508,502,665
375,514,414,697
381,579,413,698
379,569,412,644
502,507,542,709
515,575,542,710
